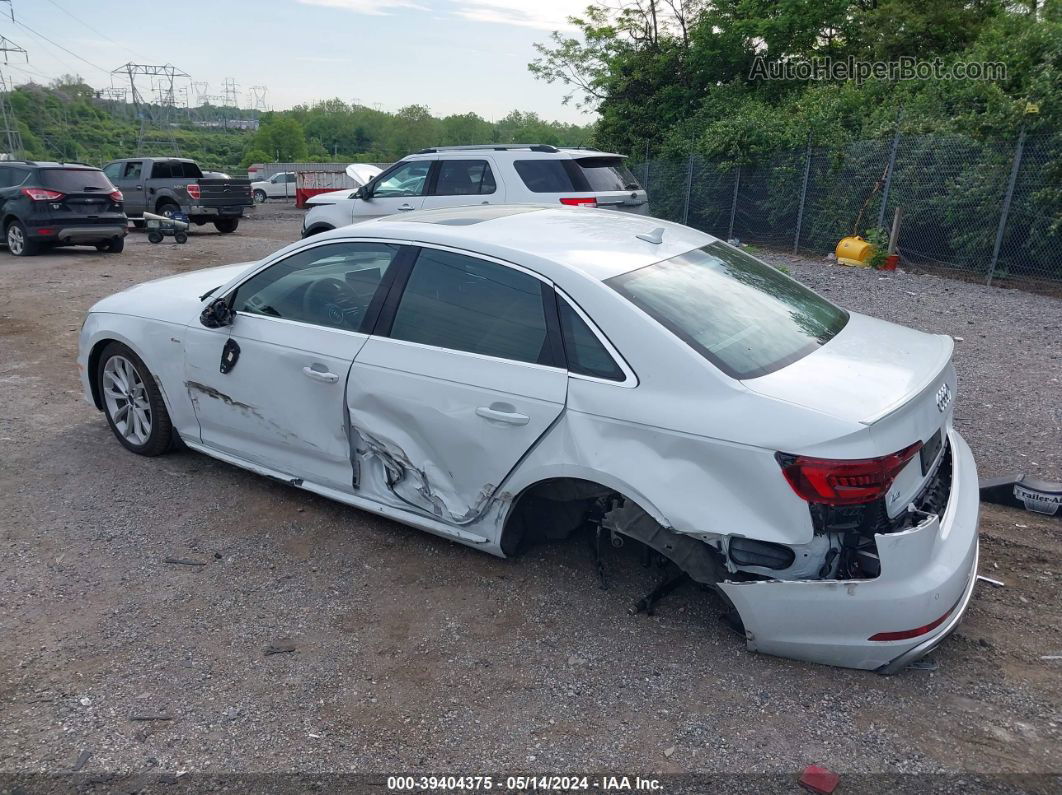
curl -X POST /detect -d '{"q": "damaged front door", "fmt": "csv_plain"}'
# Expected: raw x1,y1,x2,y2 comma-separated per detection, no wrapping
348,246,567,524
183,241,404,491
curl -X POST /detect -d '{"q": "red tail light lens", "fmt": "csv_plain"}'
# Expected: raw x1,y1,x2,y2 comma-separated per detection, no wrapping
560,197,597,207
185,183,201,200
22,187,65,201
776,442,923,506
109,189,124,202
868,606,953,641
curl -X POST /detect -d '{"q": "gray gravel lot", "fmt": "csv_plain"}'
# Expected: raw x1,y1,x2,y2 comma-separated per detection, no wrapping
0,207,1059,784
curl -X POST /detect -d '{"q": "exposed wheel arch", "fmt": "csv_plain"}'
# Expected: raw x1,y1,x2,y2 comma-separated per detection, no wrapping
302,223,334,238
87,337,117,410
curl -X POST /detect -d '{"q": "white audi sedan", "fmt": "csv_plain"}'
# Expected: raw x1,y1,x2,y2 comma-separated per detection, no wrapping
78,205,979,673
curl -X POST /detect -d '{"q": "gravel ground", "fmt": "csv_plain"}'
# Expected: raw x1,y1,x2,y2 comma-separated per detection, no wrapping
0,207,1059,785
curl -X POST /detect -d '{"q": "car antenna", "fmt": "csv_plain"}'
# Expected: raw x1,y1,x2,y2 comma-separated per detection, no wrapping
636,227,665,244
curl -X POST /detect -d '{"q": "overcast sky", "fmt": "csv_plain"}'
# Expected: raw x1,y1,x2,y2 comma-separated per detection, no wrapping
6,0,590,123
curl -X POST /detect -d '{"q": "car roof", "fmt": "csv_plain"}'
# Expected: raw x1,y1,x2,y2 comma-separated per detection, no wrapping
1,160,98,169
401,145,625,162
314,205,715,282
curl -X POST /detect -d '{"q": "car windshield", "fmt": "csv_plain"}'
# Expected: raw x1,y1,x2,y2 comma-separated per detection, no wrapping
607,242,848,379
39,168,115,193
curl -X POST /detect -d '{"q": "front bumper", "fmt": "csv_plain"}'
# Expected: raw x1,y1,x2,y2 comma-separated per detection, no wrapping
719,428,980,672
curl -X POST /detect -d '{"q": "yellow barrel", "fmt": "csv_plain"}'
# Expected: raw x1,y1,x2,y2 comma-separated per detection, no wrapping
835,236,875,267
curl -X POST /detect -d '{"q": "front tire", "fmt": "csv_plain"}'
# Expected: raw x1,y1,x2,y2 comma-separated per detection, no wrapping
253,189,267,203
213,218,239,234
97,342,173,456
6,220,40,257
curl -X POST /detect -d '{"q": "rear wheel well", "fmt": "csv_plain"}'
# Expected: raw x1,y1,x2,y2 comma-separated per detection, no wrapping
500,478,617,556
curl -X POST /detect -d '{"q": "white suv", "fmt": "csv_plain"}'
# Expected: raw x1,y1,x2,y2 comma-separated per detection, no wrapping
301,144,649,237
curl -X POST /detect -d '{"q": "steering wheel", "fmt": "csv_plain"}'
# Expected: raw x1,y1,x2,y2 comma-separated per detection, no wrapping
302,277,361,329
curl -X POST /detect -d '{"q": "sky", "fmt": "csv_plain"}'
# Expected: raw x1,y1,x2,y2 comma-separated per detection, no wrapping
3,0,591,123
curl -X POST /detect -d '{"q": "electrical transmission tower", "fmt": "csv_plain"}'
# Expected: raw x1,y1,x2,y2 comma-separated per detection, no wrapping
0,34,27,158
248,85,268,112
222,77,240,109
191,81,209,105
112,62,190,155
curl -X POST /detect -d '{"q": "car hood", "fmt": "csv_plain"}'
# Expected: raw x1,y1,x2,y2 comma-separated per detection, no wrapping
89,262,255,323
306,188,356,206
742,311,954,426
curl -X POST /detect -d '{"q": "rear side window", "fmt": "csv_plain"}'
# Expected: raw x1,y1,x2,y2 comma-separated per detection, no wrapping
513,160,581,193
575,157,641,191
389,249,549,365
433,160,496,195
558,298,624,381
608,242,848,380
151,161,173,179
38,168,115,192
179,161,203,179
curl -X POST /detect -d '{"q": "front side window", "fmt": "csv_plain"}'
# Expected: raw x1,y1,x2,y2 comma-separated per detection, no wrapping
123,161,142,179
433,160,496,196
558,298,624,381
389,249,549,365
372,161,431,198
232,242,401,332
608,242,848,379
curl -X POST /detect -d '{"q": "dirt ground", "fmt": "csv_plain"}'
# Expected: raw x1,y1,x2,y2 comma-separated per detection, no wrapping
0,206,1059,785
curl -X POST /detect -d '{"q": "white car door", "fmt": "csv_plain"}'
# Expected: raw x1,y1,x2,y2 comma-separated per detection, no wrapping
183,241,407,492
346,245,567,524
419,157,503,212
350,159,433,221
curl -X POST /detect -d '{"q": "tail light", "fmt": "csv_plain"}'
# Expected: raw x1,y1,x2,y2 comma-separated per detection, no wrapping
22,187,65,201
185,183,201,200
868,605,953,641
109,189,124,202
560,197,597,207
776,442,923,506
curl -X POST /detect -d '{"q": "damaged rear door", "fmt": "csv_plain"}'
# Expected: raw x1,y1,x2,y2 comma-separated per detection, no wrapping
348,246,567,524
183,241,406,491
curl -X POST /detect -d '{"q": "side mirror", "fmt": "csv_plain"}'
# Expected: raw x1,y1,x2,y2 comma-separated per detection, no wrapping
200,297,234,328
355,185,371,200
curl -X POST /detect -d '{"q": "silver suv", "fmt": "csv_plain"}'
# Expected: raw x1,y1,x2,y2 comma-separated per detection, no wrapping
302,144,649,237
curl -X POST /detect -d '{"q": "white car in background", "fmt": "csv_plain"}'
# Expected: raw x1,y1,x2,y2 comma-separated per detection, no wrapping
302,144,649,237
250,171,296,203
78,205,978,673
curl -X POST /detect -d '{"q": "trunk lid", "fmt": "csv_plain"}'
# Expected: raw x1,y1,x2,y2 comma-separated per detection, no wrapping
195,178,253,207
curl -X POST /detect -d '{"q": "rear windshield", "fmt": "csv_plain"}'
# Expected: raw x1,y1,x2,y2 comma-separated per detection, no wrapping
513,157,641,194
39,168,115,192
608,242,848,379
575,157,641,191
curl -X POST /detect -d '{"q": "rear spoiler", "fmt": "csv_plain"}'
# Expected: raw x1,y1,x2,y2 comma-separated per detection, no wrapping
859,335,955,426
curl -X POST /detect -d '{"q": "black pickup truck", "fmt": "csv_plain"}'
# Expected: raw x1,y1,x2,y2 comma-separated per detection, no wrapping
102,157,252,233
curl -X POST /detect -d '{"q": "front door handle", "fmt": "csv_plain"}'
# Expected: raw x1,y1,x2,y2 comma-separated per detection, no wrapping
302,366,339,383
476,404,529,426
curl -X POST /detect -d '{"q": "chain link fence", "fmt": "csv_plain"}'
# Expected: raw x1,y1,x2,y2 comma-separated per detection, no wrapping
632,131,1062,290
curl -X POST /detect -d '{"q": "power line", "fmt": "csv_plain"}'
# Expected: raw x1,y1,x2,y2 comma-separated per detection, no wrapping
41,0,151,62
11,18,111,75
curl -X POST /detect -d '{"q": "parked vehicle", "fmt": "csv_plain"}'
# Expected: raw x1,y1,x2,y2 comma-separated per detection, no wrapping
102,157,252,234
302,144,649,237
250,171,296,203
1,160,127,257
78,205,978,672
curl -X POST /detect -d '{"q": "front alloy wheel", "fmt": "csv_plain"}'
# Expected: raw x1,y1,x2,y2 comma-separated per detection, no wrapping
97,343,173,456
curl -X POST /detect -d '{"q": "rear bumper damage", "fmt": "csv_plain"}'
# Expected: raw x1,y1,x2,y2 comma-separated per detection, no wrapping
718,429,979,672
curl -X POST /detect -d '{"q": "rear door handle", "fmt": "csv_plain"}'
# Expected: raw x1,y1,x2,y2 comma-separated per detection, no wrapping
302,366,339,383
476,404,529,426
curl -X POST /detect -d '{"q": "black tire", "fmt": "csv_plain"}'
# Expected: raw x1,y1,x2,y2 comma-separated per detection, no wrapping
147,231,163,244
174,231,188,244
156,201,180,219
132,219,146,229
5,219,40,257
213,218,239,234
253,189,267,203
96,342,173,457
95,237,124,253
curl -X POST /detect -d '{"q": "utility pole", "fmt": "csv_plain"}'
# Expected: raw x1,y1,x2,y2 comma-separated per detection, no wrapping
0,34,28,158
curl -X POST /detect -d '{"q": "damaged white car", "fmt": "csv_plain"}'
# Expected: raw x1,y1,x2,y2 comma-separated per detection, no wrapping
78,205,979,673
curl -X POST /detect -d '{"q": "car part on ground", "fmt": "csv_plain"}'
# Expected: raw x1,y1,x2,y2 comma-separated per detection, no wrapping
0,161,128,256
78,204,979,672
980,473,1062,517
